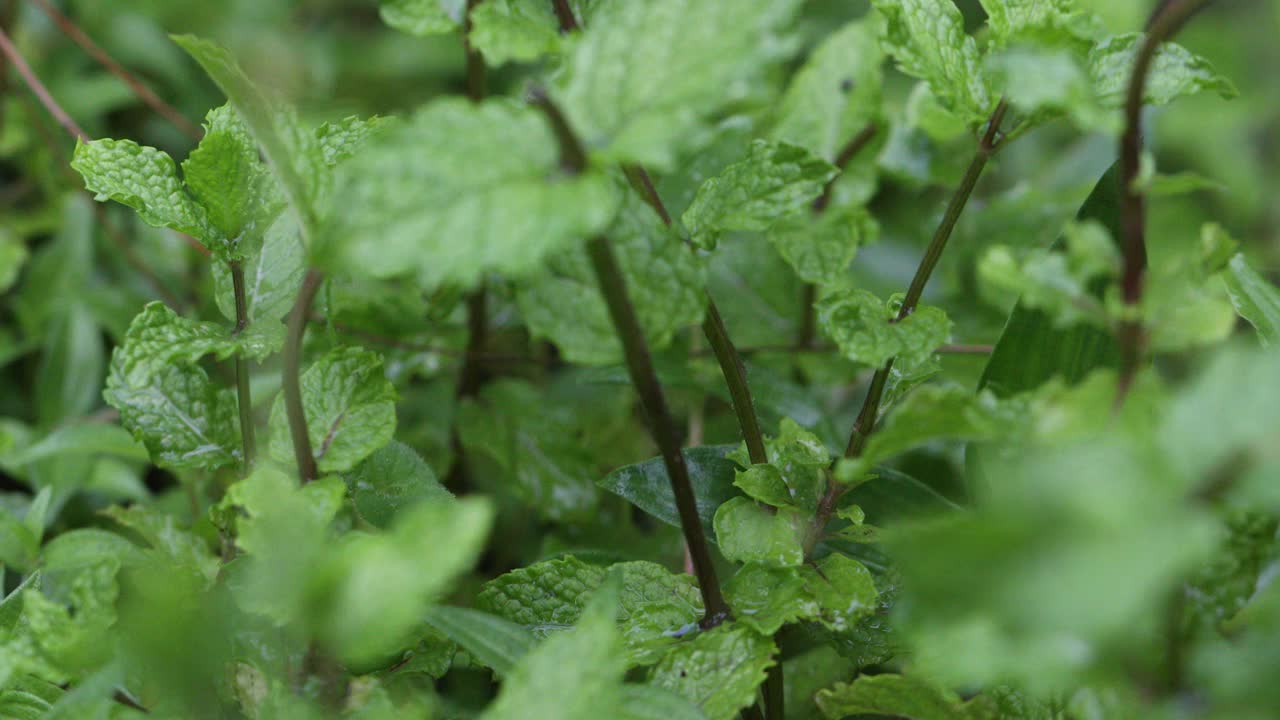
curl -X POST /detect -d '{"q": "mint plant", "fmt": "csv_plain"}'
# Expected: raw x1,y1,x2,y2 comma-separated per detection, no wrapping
0,0,1277,718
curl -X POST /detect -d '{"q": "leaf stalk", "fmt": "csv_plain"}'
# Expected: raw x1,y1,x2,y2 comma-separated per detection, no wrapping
284,270,323,483
230,261,257,473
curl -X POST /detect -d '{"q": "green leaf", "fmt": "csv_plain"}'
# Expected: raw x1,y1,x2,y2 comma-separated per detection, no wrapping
518,188,706,364
768,205,878,286
423,606,537,677
724,564,808,635
599,445,744,543
555,0,800,169
321,98,617,290
469,0,563,66
713,497,805,567
344,440,452,529
71,138,215,243
841,386,1018,482
985,45,1115,134
818,289,952,368
268,346,397,474
650,623,777,720
683,140,837,249
378,0,462,36
36,302,104,426
6,423,148,467
798,553,879,633
172,35,322,243
477,556,703,666
615,686,708,720
212,213,306,326
100,505,220,587
729,418,829,512
115,302,278,367
845,466,963,526
104,358,240,472
979,164,1122,397
979,0,1102,49
181,104,269,248
870,0,993,123
0,506,39,570
1089,34,1238,108
457,380,602,522
771,19,883,163
479,582,626,720
318,497,493,666
0,230,28,294
1223,254,1280,347
816,673,978,720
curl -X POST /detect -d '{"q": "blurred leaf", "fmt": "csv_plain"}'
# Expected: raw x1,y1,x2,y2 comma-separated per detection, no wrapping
379,0,463,36
768,205,879,286
1089,34,1238,107
35,302,104,427
7,424,147,467
816,673,979,720
683,140,836,250
343,440,452,529
321,98,618,290
555,0,800,169
1222,254,1280,347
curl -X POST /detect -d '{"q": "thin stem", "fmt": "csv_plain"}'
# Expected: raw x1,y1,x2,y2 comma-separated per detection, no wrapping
704,299,768,464
284,270,323,483
813,101,1010,548
588,234,729,623
1116,0,1214,398
447,0,490,493
0,0,17,136
531,89,729,623
29,0,201,140
799,122,879,350
762,663,785,720
0,24,87,140
230,262,256,474
551,0,580,32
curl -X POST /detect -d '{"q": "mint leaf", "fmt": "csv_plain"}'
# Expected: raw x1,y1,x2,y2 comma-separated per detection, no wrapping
104,359,239,472
476,556,601,640
115,302,278,366
816,673,978,720
798,553,879,633
343,440,452,529
871,0,993,123
479,583,626,720
211,214,306,326
456,380,601,522
469,0,563,66
683,140,837,249
518,189,706,364
729,418,829,511
724,564,808,635
979,0,1102,49
71,138,214,244
173,35,323,243
6,423,147,467
321,98,618,290
768,205,878,286
1089,34,1238,107
379,0,462,36
651,623,777,720
771,19,884,163
181,104,268,245
713,497,805,567
599,445,744,542
267,347,397,474
556,0,801,169
1223,253,1280,347
817,289,952,368
318,497,493,666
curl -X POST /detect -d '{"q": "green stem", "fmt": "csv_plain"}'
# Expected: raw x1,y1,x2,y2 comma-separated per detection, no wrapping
812,100,1009,547
1116,0,1214,399
230,261,256,473
284,270,323,483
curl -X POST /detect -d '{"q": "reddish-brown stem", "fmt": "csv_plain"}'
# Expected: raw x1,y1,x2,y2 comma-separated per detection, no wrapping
810,101,1010,549
284,271,324,483
551,0,580,32
0,24,87,140
1116,0,1214,399
29,0,201,140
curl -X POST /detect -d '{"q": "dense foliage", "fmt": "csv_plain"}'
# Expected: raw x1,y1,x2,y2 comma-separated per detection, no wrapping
1,0,1278,718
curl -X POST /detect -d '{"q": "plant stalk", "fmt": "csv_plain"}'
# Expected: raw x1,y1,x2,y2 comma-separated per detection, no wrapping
230,262,256,473
531,88,730,623
1116,0,1214,398
814,101,1009,545
284,270,323,483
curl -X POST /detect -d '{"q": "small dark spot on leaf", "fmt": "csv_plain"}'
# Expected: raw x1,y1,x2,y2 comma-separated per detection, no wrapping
840,78,854,93
680,670,688,678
